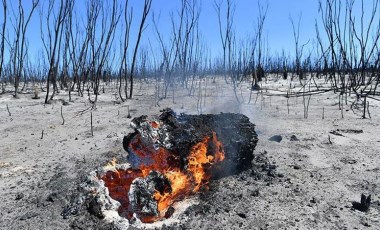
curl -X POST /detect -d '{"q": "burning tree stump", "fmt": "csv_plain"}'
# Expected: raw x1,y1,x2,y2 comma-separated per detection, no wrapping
112,109,258,222
63,109,258,225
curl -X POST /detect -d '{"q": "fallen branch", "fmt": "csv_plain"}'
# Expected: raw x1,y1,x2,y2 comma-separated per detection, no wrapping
74,104,96,117
263,88,337,98
336,129,363,134
366,95,380,102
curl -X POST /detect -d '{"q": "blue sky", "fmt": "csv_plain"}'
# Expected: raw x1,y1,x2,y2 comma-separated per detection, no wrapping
1,0,377,64
146,0,320,58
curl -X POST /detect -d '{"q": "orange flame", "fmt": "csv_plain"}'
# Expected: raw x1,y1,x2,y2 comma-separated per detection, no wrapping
101,131,225,223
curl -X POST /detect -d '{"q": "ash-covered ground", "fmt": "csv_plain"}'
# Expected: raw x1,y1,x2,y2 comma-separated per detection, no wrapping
1,77,379,229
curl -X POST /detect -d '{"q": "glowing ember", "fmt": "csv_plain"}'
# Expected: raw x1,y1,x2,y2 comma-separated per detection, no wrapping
101,131,225,223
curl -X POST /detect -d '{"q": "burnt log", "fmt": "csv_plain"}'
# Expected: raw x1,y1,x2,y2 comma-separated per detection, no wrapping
123,108,258,177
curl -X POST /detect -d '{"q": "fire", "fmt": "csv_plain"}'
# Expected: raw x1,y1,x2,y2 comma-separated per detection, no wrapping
101,131,225,223
186,132,225,192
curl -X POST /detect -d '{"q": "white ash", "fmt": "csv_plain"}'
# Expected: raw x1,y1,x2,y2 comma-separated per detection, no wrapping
65,162,197,229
